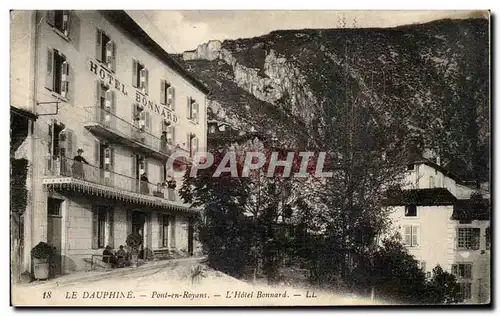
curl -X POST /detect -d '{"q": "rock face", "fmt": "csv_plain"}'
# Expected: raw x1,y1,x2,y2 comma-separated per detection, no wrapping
175,18,489,181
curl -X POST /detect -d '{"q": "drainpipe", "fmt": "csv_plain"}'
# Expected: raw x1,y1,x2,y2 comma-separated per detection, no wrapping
27,10,39,274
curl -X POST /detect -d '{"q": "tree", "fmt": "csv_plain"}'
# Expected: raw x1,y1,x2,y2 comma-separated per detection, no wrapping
424,265,462,304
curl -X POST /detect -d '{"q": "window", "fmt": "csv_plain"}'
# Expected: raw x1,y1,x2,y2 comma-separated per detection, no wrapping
132,59,148,94
160,80,175,110
452,263,472,279
96,29,116,71
92,205,111,249
457,228,480,250
159,215,169,248
425,271,432,279
458,282,472,300
187,97,199,123
403,225,420,247
47,10,71,37
452,263,473,300
485,227,490,250
429,176,435,188
405,204,417,217
45,49,69,98
407,164,415,171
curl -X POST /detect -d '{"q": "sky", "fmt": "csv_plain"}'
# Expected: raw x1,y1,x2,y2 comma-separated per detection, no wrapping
127,10,487,54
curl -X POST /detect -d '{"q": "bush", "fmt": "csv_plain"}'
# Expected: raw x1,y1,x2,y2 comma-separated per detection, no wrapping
31,242,53,260
126,232,143,249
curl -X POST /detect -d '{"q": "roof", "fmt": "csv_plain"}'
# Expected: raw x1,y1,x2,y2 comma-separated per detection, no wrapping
383,188,457,206
11,106,38,121
100,10,210,95
452,198,490,221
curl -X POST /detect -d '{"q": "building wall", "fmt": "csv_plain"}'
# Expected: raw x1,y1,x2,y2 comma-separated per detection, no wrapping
10,10,37,113
403,163,456,196
388,204,490,303
12,10,208,273
389,205,456,272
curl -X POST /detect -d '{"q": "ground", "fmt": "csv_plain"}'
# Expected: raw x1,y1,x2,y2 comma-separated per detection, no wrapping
12,257,388,306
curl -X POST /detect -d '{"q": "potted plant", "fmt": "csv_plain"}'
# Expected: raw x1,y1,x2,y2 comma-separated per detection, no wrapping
126,232,143,268
31,242,53,280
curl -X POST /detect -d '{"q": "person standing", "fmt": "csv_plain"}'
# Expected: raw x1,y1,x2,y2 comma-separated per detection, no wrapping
72,149,89,179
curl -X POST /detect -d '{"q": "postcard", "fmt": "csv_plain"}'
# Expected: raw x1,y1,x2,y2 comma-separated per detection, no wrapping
10,9,490,307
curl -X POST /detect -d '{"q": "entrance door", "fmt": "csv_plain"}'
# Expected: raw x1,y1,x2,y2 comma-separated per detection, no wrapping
47,198,62,276
188,218,194,256
131,211,145,259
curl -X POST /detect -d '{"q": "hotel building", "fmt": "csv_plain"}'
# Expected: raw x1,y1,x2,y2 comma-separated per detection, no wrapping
10,10,209,277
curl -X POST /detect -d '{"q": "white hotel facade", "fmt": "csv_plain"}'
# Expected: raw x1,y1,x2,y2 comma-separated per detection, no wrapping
10,10,209,277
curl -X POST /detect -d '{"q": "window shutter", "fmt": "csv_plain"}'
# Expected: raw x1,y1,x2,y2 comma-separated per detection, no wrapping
186,132,191,153
46,10,55,26
187,97,192,119
110,147,115,172
96,29,102,61
465,264,472,279
160,80,166,105
193,102,199,123
167,86,175,110
412,225,419,246
404,225,411,245
108,208,114,248
144,68,149,94
132,59,138,88
105,40,115,70
146,112,152,133
110,90,116,114
94,140,100,166
45,48,54,91
92,206,98,249
170,216,176,248
61,60,69,98
139,68,147,91
472,229,480,250
158,215,164,248
192,137,199,154
167,126,174,145
66,129,74,159
62,10,71,36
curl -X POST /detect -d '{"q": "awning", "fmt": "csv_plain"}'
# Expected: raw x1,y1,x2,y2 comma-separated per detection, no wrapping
43,177,200,214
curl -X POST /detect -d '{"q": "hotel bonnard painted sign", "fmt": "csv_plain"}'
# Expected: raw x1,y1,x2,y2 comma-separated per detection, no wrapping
88,59,179,123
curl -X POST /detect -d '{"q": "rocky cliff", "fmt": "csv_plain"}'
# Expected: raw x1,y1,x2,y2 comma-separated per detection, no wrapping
175,18,489,181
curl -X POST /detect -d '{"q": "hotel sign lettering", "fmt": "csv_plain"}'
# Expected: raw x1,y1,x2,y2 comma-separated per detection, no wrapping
89,59,179,123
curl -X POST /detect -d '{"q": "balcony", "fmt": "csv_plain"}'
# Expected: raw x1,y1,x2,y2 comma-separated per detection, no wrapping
42,156,196,213
84,107,190,162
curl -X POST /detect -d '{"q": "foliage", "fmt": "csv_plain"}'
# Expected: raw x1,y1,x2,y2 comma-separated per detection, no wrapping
363,235,462,304
126,232,143,249
31,242,53,260
10,158,28,214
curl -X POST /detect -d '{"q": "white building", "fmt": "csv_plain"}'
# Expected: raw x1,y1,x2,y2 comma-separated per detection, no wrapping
10,10,209,278
385,159,490,303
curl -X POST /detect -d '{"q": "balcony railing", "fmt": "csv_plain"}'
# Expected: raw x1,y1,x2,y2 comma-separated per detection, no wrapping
44,156,181,202
84,107,190,161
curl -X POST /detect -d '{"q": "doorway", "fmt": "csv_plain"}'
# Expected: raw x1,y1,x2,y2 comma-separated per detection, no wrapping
131,211,145,259
47,198,63,277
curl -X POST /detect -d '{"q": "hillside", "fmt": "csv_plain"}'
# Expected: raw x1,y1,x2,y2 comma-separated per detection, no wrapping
175,18,489,181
